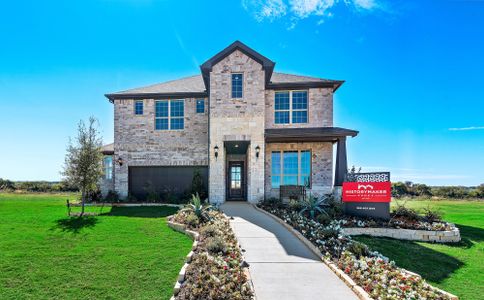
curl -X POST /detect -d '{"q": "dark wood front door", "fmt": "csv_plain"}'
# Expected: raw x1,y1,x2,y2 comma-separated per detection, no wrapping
227,161,245,200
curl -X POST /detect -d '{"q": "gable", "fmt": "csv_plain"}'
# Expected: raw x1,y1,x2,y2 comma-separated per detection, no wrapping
200,41,275,90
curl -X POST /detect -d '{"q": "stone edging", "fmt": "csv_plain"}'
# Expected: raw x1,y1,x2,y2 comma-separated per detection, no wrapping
166,216,256,300
342,227,461,243
70,202,183,207
252,205,459,300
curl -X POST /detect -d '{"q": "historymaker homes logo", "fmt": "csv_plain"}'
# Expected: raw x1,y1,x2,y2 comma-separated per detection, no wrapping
343,181,391,202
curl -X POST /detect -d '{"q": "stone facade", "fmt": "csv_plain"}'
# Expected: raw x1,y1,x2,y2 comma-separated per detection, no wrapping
342,227,461,243
265,88,333,128
264,142,333,199
208,50,266,204
114,98,208,197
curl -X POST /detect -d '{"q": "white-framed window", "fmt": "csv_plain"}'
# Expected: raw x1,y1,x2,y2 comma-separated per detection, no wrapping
232,73,243,98
274,90,308,124
155,99,184,130
271,150,311,188
104,156,113,180
134,100,143,115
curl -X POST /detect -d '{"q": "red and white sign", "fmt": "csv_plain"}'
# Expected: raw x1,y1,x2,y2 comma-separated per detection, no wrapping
342,182,391,203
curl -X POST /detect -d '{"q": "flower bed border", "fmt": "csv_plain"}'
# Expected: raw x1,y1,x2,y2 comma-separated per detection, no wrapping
166,215,255,300
253,205,459,300
342,227,461,243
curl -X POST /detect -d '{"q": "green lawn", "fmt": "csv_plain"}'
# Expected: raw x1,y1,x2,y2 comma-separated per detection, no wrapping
0,193,192,300
355,199,484,300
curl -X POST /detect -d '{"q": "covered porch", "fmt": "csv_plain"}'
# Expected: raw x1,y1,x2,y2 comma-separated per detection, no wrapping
265,127,359,198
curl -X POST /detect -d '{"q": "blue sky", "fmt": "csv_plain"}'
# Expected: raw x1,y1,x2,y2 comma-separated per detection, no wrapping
0,0,482,185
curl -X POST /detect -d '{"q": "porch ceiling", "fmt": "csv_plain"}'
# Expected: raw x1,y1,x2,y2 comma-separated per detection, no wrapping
265,127,359,143
224,140,250,155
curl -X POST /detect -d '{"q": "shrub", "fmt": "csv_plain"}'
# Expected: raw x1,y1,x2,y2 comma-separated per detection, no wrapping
190,168,207,200
126,192,138,202
146,190,160,203
185,213,200,228
261,197,283,209
104,190,120,203
200,224,219,237
288,199,303,211
422,206,442,223
391,202,419,221
299,194,330,219
0,178,15,191
181,193,213,223
204,236,227,254
347,241,370,258
86,189,102,202
317,213,332,225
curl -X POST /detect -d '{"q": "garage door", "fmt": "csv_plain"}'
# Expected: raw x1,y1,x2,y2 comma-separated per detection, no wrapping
128,166,208,201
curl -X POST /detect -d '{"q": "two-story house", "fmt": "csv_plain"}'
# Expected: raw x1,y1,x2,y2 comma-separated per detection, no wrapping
101,41,358,204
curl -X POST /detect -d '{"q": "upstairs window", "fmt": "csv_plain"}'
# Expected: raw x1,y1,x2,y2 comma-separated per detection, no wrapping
232,73,243,98
274,91,308,124
271,150,311,188
155,99,184,130
134,100,143,115
103,156,113,180
196,99,205,113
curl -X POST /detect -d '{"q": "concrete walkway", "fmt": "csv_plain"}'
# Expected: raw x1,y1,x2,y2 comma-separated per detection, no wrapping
221,202,358,300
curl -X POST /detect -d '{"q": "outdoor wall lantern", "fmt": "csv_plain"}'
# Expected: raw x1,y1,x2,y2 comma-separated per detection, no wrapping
116,157,124,166
214,146,219,159
255,145,260,159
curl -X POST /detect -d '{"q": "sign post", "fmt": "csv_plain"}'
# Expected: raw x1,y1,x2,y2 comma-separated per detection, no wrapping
342,172,391,220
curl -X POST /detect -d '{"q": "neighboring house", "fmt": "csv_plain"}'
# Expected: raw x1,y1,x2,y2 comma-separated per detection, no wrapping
101,41,358,204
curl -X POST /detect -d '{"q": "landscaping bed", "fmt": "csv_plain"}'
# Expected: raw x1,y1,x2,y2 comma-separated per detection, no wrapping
258,199,458,300
169,198,253,300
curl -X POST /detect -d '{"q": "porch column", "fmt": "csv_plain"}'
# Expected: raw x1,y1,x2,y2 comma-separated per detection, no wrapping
334,137,347,186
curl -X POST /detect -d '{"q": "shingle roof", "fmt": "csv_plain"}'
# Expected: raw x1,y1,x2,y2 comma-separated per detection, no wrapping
105,72,341,101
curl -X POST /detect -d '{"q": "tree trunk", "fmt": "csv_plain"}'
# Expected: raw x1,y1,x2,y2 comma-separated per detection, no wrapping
81,190,86,216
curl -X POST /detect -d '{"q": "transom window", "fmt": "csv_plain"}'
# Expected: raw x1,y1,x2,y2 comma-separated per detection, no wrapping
232,73,243,98
134,100,143,115
155,99,184,130
103,156,113,180
271,150,311,188
196,99,205,113
274,91,308,124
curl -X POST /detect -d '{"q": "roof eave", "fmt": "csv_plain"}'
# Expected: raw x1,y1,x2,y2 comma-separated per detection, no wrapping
105,91,209,103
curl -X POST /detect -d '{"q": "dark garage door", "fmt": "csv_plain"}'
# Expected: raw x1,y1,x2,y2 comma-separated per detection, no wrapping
129,166,208,201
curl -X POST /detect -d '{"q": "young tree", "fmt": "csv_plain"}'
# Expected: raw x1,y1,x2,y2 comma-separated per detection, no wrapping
62,117,104,215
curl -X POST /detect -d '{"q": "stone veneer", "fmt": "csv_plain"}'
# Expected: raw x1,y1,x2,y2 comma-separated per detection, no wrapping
342,227,461,243
208,50,266,204
265,142,333,199
114,97,208,197
265,87,333,128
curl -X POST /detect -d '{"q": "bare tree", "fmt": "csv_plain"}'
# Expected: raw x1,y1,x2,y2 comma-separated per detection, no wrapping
62,117,103,215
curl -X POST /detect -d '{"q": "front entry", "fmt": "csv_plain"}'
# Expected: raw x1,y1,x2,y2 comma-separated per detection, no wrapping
227,161,245,201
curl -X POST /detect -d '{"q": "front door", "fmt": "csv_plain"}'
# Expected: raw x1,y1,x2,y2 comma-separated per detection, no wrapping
227,161,245,200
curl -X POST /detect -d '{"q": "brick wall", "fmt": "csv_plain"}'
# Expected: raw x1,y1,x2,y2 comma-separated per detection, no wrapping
114,98,208,197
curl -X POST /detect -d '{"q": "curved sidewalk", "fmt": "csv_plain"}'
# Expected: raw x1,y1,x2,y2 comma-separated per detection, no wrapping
221,202,358,300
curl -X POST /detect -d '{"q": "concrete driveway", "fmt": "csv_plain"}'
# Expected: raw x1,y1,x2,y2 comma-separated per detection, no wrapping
221,202,358,300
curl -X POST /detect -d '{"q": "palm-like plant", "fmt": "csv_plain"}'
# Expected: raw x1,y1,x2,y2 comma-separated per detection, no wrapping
182,193,213,222
299,194,330,219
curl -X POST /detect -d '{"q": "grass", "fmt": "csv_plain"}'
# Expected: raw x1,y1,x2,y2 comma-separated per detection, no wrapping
354,199,484,300
0,193,193,300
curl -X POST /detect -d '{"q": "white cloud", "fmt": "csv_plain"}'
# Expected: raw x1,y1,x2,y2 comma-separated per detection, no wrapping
448,126,484,131
242,0,287,21
353,0,378,10
243,0,382,26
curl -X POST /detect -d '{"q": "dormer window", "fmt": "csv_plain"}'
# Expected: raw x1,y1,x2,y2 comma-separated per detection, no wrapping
232,73,243,98
275,91,308,124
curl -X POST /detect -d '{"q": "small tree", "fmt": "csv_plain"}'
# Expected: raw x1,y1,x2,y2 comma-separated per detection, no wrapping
191,168,207,200
62,117,103,215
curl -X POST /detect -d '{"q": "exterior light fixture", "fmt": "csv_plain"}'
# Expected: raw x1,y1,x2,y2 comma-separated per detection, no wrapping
214,146,219,159
255,145,260,158
116,157,124,166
